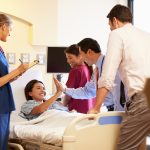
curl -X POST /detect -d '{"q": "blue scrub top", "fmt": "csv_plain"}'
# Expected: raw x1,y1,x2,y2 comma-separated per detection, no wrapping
0,50,15,113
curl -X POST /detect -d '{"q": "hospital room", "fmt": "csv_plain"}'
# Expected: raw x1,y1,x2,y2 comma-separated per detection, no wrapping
0,0,150,149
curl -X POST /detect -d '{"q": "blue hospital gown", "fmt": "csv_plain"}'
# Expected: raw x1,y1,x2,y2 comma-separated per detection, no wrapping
19,100,68,120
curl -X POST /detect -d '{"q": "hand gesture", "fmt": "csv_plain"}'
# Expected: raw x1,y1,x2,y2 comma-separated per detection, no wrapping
53,76,62,96
53,76,65,92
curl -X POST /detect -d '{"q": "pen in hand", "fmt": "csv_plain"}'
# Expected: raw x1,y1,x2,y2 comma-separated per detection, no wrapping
18,59,27,75
19,59,23,64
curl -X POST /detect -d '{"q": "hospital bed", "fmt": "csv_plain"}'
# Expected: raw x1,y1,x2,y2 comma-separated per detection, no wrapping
9,69,125,150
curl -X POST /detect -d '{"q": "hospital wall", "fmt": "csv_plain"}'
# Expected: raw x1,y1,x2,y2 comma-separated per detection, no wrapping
0,0,127,94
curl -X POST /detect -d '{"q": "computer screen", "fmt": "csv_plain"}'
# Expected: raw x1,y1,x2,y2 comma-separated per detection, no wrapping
47,47,70,73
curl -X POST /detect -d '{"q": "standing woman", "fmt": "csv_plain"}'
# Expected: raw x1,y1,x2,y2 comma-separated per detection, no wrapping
63,44,95,113
0,14,29,150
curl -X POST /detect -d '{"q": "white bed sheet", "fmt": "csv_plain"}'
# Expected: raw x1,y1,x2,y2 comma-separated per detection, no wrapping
10,109,83,146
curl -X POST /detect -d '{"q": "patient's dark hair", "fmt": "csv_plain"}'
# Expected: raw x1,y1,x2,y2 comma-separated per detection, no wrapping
24,79,44,101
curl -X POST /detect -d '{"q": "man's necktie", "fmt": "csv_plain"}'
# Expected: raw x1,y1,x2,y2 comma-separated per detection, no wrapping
95,67,99,89
95,56,105,89
120,81,126,107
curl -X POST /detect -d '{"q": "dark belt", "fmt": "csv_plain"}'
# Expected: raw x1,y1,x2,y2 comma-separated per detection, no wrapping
131,93,137,99
131,91,143,99
106,104,114,111
126,92,142,110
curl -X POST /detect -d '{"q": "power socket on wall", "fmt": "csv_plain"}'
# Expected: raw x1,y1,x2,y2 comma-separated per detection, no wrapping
7,53,15,64
36,54,45,65
21,53,30,63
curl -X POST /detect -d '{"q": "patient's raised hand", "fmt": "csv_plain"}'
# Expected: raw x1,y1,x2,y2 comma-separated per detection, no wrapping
53,77,65,93
53,77,62,95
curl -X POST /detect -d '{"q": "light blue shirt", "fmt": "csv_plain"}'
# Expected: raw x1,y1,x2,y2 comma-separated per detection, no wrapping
65,55,124,111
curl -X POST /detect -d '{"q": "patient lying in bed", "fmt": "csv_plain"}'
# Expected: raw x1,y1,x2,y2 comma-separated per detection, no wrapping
19,79,68,120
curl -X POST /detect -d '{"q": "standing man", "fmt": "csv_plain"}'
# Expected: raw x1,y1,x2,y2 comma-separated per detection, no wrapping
54,38,123,111
88,4,150,150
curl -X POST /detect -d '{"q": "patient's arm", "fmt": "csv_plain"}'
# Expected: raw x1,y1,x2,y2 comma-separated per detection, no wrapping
30,91,62,115
30,77,62,115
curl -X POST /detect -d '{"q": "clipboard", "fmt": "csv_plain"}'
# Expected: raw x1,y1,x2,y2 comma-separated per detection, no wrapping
28,60,39,69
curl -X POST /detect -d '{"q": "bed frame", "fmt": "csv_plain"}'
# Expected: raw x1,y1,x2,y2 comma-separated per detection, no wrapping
9,111,124,150
9,69,125,150
9,138,62,150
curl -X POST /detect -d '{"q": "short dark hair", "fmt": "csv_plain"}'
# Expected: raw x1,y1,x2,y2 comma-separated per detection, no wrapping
77,38,101,53
64,44,79,56
107,4,132,23
24,79,44,101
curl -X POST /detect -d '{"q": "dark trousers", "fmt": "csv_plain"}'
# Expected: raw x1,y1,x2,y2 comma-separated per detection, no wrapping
107,104,114,111
0,113,10,150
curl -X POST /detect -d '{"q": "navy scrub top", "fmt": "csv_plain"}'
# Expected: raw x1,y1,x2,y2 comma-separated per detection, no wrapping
0,50,15,113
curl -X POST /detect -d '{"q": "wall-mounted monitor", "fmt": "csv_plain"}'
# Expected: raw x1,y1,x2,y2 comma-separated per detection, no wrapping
47,47,70,73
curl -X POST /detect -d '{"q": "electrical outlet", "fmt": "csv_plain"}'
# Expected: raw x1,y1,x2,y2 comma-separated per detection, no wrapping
7,53,15,64
21,53,30,63
36,54,45,65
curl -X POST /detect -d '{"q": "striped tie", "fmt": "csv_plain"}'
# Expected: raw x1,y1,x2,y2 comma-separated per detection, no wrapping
95,67,99,89
120,81,126,107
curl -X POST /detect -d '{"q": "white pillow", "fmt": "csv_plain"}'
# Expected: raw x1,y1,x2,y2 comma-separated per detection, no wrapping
10,68,44,122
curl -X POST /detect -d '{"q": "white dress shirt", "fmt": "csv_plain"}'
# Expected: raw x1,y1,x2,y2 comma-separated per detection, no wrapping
98,23,150,97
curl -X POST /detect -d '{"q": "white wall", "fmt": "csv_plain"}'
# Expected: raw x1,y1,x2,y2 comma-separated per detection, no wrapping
57,0,127,53
0,0,58,45
0,0,58,94
134,0,150,33
0,0,127,94
0,16,53,93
